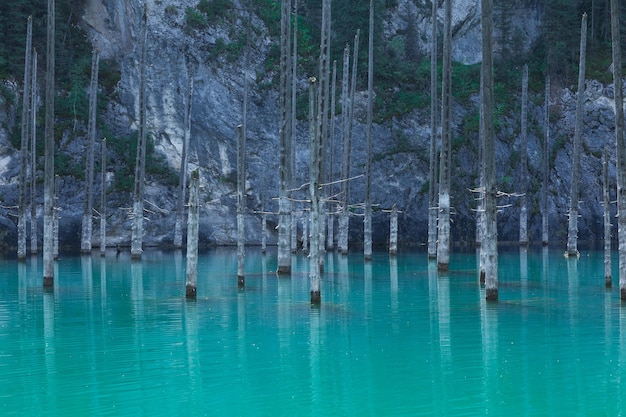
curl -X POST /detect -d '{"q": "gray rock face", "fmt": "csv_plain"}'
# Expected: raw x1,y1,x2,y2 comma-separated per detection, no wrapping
0,0,617,251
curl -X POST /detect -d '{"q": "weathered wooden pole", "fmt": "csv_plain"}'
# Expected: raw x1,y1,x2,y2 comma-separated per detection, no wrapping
481,0,498,300
81,49,99,254
364,0,374,261
174,73,193,249
185,170,200,299
43,0,56,287
610,0,626,300
428,0,439,260
389,205,398,256
327,60,337,251
30,49,38,255
131,4,148,260
566,13,587,258
519,64,529,246
277,0,293,274
338,44,351,255
542,75,550,245
100,138,107,256
290,0,298,254
53,174,59,260
603,146,612,287
437,0,452,271
237,125,246,287
309,77,321,304
18,16,33,261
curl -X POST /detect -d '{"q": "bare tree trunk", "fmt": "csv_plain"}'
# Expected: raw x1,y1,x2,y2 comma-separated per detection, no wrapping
610,0,626,300
519,64,529,246
277,0,293,274
174,73,193,248
437,0,452,271
131,4,148,260
81,49,99,254
308,77,321,304
261,178,267,254
542,76,550,245
481,0,498,301
327,60,337,251
43,0,56,287
100,138,107,256
53,174,59,260
566,13,587,258
18,16,33,261
237,125,246,287
30,49,38,255
364,0,374,261
428,0,439,259
389,205,398,256
338,45,351,255
604,146,612,287
185,170,199,299
290,0,298,254
302,209,309,253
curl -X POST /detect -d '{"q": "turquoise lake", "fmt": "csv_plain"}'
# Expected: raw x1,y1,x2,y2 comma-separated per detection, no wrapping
1,247,626,416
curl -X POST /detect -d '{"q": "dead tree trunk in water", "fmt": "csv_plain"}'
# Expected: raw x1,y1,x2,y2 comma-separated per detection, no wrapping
604,147,612,287
364,0,374,261
290,0,298,254
100,138,107,256
309,78,321,304
237,125,246,287
277,0,293,274
327,60,337,250
30,49,38,255
185,170,199,299
174,73,193,249
481,0,498,301
610,0,626,300
389,205,398,256
18,16,33,261
566,13,587,258
131,4,148,260
437,0,452,271
428,0,439,259
542,76,550,245
43,0,56,287
81,49,99,254
519,64,529,246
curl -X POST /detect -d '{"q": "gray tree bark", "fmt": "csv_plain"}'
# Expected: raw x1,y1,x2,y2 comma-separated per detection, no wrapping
481,0,498,301
610,0,626,300
30,49,38,255
519,64,529,246
389,205,398,256
185,170,199,299
81,49,99,254
428,0,439,259
100,138,107,256
338,44,351,254
131,4,148,260
327,60,337,251
566,13,587,258
174,72,193,249
290,0,298,254
604,146,612,287
437,0,452,271
237,125,246,287
18,16,33,261
542,76,550,245
43,0,56,287
277,0,293,274
309,77,321,304
364,0,374,261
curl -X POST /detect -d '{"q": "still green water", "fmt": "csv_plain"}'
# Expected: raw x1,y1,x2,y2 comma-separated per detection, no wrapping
0,247,625,416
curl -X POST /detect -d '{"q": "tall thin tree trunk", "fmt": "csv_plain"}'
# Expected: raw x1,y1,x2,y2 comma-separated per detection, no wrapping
308,77,321,304
389,205,398,256
428,0,439,259
100,138,107,256
185,170,199,299
542,76,550,245
338,45,351,255
131,4,148,260
237,125,246,287
519,64,529,246
437,0,452,271
174,72,193,248
30,49,38,255
364,0,374,261
604,146,612,287
566,13,587,258
81,49,99,254
610,0,626,300
53,174,59,260
277,0,293,274
481,0,498,301
261,178,267,254
43,0,56,287
290,0,298,254
327,60,337,251
18,16,33,261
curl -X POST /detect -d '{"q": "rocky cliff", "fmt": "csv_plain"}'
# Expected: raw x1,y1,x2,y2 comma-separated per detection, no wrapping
0,0,618,251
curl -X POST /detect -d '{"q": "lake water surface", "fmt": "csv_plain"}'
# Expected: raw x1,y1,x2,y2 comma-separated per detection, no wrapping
1,247,625,416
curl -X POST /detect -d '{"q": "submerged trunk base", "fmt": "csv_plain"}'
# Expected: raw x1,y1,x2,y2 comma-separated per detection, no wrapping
310,290,321,304
479,270,486,285
276,265,291,275
238,275,245,288
185,285,197,299
43,277,53,288
437,262,449,272
606,276,612,288
565,250,580,258
486,288,498,301
621,288,626,301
